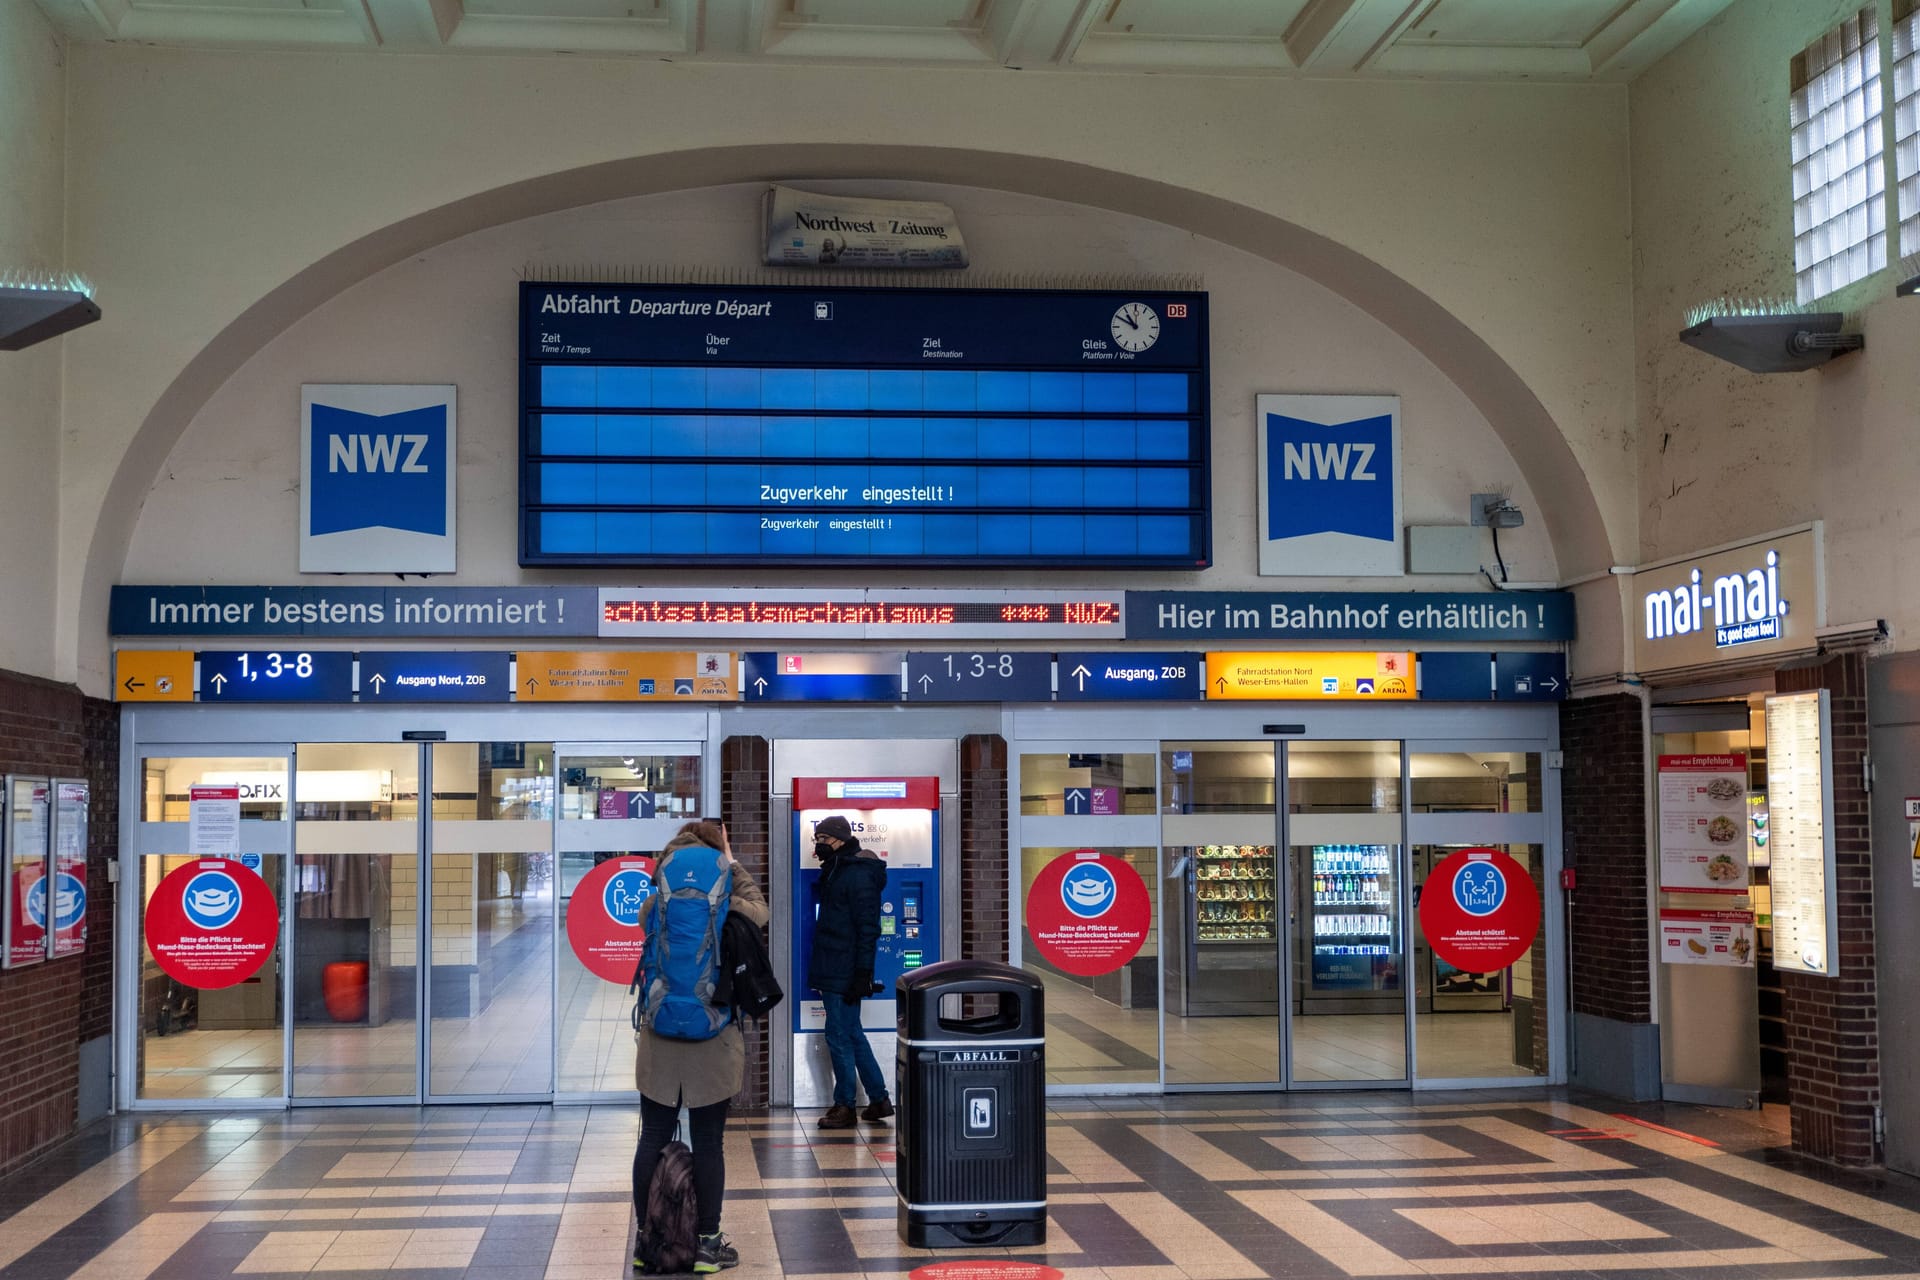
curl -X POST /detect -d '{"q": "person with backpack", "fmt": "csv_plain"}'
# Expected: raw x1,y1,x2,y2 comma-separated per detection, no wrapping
631,819,766,1274
806,814,894,1130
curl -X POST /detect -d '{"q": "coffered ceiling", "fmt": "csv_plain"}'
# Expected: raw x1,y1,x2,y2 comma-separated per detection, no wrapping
31,0,1739,80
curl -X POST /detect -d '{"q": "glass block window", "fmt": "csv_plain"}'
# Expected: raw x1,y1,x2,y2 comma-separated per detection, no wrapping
1895,0,1920,259
1791,8,1885,303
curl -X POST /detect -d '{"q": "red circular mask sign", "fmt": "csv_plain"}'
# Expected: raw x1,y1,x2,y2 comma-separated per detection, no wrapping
1417,847,1541,973
1024,850,1150,977
566,856,656,983
145,859,279,989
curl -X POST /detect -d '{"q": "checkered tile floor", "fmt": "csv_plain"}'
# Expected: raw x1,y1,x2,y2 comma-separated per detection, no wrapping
3,1093,1919,1279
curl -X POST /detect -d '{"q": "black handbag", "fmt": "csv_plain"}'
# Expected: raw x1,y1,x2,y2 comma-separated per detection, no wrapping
714,911,784,1022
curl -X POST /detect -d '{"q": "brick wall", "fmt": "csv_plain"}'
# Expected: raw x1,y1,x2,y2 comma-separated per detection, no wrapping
722,735,772,1110
959,735,1009,965
1777,652,1879,1166
0,670,117,1174
1560,692,1651,1025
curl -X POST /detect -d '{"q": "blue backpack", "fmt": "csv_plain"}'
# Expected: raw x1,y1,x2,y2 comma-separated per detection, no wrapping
635,845,733,1041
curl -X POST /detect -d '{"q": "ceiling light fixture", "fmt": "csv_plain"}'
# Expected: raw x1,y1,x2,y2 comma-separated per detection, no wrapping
1678,295,1861,373
0,270,101,350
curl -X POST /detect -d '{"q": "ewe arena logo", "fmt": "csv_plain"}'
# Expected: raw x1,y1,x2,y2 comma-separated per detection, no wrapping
1060,862,1118,919
301,385,457,573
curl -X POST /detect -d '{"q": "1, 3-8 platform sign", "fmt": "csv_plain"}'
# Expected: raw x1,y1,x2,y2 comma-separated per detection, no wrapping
199,651,354,702
904,652,1052,702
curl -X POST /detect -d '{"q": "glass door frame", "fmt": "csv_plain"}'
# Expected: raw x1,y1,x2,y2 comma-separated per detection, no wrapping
1007,737,1165,1095
119,704,718,1111
118,740,295,1112
551,738,719,1103
1403,736,1560,1091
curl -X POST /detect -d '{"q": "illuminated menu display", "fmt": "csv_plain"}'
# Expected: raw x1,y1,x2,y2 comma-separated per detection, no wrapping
520,283,1211,568
1764,690,1838,976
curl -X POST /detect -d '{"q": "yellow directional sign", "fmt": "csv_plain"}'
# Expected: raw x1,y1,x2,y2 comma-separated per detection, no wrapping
114,650,195,702
1205,651,1415,701
516,651,737,702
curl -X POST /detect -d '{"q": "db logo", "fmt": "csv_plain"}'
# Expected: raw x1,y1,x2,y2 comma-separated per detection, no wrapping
1166,303,1189,318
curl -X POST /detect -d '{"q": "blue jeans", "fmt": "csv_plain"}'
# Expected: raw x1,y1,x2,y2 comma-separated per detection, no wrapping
822,995,890,1108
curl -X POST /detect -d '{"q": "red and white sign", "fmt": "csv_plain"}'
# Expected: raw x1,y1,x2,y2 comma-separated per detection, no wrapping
1024,849,1150,977
566,856,656,984
145,858,279,988
5,779,51,969
1657,755,1749,893
1659,908,1756,967
49,781,89,959
1416,847,1541,973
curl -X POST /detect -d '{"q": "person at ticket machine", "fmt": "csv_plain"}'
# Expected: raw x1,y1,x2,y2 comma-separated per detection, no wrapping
807,814,894,1129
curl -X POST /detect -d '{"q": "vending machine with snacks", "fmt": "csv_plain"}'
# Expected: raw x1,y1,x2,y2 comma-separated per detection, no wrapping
1164,842,1279,1016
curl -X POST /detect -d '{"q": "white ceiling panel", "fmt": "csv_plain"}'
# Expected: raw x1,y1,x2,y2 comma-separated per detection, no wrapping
782,0,986,30
1089,0,1310,39
462,0,668,19
1401,0,1633,49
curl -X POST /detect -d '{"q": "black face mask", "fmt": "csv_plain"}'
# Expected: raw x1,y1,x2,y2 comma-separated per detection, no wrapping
814,841,835,861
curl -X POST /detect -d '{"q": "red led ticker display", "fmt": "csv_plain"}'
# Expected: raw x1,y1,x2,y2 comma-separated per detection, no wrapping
602,599,1121,627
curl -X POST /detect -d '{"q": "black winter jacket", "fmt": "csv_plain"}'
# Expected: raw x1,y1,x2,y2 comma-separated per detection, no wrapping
807,840,886,996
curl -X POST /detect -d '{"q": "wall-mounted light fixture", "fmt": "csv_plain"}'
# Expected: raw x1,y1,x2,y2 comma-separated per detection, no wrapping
0,271,100,350
1679,296,1861,373
1898,253,1920,298
1471,494,1525,529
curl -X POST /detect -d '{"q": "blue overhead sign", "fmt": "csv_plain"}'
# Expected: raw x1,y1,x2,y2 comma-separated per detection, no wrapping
198,651,354,702
1417,653,1494,702
1055,651,1204,701
1128,592,1575,643
358,651,512,702
904,652,1051,702
742,652,902,703
1494,651,1568,701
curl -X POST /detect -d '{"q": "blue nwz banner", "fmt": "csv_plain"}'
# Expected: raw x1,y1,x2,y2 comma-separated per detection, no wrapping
301,385,456,573
1256,394,1401,576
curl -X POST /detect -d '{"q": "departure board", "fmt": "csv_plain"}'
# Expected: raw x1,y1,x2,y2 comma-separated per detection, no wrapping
519,283,1211,568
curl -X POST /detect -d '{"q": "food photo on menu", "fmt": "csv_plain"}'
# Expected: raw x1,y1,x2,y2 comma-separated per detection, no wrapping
1657,755,1751,893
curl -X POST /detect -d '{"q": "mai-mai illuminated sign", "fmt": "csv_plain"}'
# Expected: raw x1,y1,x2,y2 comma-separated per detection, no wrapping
1631,526,1822,675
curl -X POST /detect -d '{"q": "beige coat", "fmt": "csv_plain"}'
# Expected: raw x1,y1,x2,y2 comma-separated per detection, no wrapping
632,834,771,1108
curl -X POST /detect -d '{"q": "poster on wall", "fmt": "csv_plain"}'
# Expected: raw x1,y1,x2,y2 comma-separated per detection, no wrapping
188,785,242,856
1656,755,1750,893
1415,847,1541,973
1765,691,1838,975
49,780,89,958
1024,849,1151,977
565,856,655,984
4,776,51,969
762,185,969,269
144,858,279,988
300,384,456,574
1658,908,1756,966
1254,394,1401,577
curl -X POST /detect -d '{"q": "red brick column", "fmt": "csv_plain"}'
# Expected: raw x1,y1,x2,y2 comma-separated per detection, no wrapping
0,670,114,1174
721,735,772,1110
1776,652,1878,1165
959,735,1009,964
1560,693,1651,1025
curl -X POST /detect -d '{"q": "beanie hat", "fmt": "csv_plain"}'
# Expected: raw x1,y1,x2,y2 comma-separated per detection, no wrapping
814,815,854,841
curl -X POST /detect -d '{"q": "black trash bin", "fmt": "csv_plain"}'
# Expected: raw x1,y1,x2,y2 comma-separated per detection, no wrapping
896,960,1046,1248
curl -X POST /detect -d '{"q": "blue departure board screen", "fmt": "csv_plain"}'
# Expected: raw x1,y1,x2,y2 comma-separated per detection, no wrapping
519,282,1211,568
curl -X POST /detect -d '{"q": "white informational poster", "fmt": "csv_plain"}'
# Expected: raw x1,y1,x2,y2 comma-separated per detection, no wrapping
188,784,242,856
797,808,933,868
1658,908,1757,966
1765,691,1838,975
1656,754,1750,893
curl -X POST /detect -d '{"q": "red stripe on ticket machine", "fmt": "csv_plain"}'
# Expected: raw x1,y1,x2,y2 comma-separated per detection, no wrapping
792,777,941,810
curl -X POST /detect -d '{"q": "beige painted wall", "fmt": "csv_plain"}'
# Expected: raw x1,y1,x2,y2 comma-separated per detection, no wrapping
124,182,1556,597
0,0,65,679
56,46,1636,693
1630,0,1920,644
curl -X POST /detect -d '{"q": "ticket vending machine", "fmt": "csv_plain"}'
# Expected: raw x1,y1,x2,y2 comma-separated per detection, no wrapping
791,776,942,1108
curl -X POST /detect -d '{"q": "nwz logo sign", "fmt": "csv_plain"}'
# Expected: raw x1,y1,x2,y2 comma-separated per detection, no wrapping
1255,394,1402,577
301,385,456,573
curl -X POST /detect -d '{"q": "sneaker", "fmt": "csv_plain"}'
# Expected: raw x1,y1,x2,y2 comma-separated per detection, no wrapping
818,1104,858,1130
694,1232,739,1273
861,1098,895,1123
